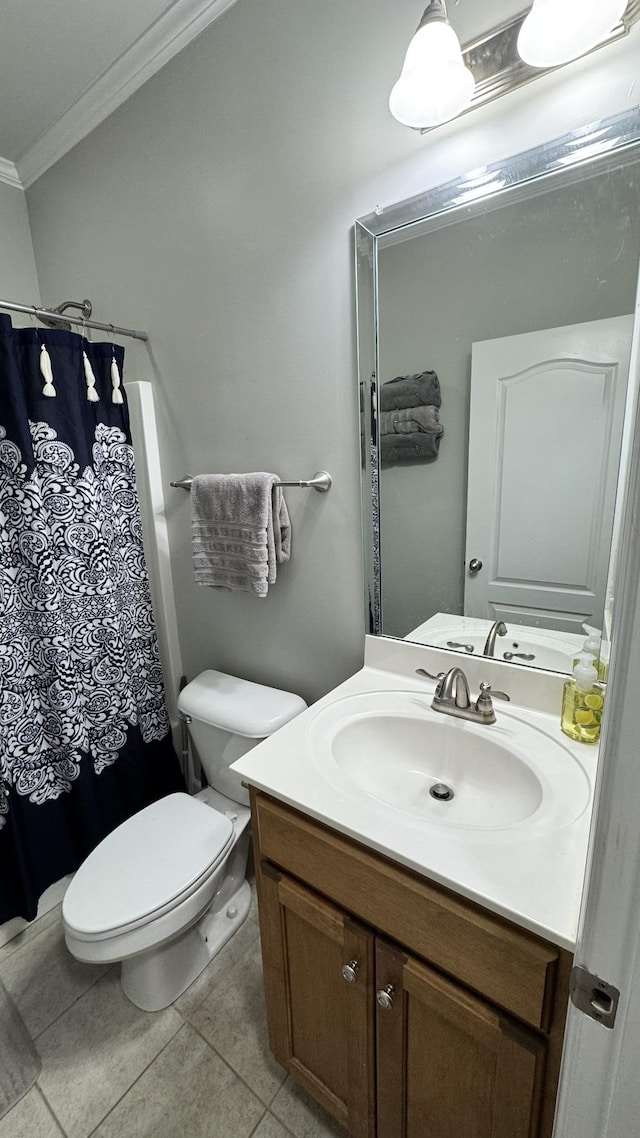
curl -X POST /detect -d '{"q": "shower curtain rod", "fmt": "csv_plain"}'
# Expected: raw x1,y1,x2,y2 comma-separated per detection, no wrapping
0,298,149,342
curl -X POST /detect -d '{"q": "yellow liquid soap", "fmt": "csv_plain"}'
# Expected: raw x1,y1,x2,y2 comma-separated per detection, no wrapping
561,682,604,744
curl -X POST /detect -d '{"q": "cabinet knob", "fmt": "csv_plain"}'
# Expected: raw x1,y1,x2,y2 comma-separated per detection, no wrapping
341,960,359,984
376,984,395,1010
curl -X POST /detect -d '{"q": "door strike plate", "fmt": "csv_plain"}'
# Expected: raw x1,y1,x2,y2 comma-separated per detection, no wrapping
570,965,620,1029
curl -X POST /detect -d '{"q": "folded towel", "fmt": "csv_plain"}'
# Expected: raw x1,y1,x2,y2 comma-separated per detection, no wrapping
381,429,443,464
191,473,291,596
379,370,441,411
380,405,441,436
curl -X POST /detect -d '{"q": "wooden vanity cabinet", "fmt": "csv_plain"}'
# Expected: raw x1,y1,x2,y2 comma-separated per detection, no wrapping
375,939,546,1138
251,790,572,1138
259,864,376,1135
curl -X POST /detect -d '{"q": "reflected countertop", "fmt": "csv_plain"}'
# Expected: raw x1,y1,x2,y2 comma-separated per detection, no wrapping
405,612,587,674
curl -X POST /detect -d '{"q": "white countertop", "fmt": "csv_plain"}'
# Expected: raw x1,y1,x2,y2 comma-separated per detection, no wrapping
232,637,597,951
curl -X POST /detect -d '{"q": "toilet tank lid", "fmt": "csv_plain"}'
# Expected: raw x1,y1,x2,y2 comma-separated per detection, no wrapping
177,669,307,737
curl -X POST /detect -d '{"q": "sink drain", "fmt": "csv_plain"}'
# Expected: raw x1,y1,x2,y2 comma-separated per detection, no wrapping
430,782,454,802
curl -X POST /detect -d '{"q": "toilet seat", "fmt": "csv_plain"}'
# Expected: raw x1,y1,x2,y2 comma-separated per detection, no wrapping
63,793,234,940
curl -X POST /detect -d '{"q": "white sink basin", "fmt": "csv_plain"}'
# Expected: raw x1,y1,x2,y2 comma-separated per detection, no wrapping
306,690,591,833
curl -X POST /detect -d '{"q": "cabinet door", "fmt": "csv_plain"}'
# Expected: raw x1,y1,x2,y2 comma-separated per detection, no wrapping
376,940,546,1138
258,863,375,1137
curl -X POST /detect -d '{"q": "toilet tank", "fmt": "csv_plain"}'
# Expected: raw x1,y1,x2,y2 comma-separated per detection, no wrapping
177,670,307,806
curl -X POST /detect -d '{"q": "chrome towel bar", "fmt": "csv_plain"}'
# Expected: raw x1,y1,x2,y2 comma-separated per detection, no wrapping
171,471,332,493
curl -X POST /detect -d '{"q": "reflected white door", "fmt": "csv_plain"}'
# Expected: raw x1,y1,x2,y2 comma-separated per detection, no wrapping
464,316,633,633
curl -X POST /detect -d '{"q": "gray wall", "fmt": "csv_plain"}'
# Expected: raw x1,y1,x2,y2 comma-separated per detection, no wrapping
23,0,640,703
0,181,40,305
378,170,640,637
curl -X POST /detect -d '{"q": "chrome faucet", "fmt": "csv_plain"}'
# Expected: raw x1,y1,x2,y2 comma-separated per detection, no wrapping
434,666,471,711
416,666,510,725
482,620,507,657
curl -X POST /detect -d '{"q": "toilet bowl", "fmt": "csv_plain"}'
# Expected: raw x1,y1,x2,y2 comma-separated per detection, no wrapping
62,670,306,1011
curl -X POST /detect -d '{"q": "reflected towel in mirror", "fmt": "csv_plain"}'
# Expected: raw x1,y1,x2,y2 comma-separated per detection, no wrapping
381,430,443,463
379,370,441,410
380,405,441,436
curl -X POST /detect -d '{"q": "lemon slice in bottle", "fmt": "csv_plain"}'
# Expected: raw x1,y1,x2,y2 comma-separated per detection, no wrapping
575,710,598,726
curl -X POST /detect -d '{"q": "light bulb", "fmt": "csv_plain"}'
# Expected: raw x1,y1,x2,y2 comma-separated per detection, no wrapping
389,10,475,129
517,0,627,68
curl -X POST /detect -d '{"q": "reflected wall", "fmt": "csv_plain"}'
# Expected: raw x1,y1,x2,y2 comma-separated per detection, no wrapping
375,162,640,639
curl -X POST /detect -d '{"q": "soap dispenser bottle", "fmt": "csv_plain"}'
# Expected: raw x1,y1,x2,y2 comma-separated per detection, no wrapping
573,624,606,680
561,653,604,745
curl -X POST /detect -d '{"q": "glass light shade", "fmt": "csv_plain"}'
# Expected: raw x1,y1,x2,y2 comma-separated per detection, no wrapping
517,0,627,68
389,20,475,129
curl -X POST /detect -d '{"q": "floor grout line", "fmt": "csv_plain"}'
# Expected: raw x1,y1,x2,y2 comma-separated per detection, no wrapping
187,1018,286,1111
243,1105,270,1138
37,1082,70,1137
81,1012,275,1138
0,909,61,962
32,963,116,1042
175,921,261,1020
83,1015,188,1138
246,1108,298,1138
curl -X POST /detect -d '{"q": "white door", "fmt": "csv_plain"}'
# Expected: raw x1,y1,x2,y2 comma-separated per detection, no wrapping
464,316,633,633
552,289,640,1136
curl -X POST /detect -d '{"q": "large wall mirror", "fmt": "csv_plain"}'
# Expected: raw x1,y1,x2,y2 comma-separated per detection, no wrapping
356,108,640,675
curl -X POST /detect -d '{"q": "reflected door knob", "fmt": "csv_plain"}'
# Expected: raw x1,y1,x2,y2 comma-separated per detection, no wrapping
341,960,359,984
468,558,483,573
376,984,395,1010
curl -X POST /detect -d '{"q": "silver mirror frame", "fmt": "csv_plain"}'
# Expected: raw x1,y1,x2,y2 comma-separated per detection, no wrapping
355,105,640,640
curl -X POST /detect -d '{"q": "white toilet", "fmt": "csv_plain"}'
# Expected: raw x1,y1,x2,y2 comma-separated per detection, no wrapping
62,669,306,1011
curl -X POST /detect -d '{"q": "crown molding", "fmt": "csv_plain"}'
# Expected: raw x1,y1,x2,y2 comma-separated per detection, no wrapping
17,0,240,189
0,157,23,190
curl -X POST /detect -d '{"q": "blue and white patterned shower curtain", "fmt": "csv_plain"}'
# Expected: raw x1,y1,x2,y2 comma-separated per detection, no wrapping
0,315,184,923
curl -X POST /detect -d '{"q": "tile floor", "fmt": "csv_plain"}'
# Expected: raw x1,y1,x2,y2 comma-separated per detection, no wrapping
0,888,347,1138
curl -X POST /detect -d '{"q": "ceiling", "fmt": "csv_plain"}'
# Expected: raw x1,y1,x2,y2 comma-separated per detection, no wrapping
0,0,529,190
0,0,241,188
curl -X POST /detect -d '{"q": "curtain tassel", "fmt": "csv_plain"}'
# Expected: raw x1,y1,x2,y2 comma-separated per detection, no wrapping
110,357,124,404
39,344,56,397
82,351,100,402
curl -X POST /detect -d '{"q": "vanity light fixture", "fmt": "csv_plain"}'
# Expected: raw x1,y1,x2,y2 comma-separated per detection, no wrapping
390,0,640,133
389,0,475,129
517,0,627,68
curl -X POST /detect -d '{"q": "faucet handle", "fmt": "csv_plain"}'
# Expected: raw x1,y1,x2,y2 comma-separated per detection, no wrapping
478,682,510,703
416,668,446,681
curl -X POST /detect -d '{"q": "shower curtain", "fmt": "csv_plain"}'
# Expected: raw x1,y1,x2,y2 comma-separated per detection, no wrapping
0,315,184,923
